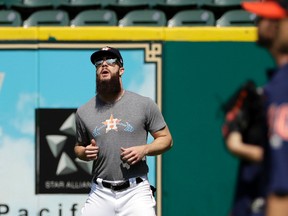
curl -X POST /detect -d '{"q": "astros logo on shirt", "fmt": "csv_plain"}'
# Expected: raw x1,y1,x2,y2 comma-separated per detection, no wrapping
92,114,134,137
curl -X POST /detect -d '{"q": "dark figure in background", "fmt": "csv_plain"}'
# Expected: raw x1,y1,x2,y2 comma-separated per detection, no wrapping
222,80,267,216
243,1,288,216
222,0,284,215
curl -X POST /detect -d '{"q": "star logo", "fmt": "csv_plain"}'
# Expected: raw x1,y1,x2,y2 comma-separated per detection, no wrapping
45,112,93,175
102,114,121,133
92,114,134,137
36,108,93,194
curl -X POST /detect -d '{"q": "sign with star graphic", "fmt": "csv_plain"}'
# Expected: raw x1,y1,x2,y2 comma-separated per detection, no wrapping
36,108,93,194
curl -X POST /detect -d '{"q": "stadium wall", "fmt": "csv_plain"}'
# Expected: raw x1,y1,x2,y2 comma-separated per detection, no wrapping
0,27,274,216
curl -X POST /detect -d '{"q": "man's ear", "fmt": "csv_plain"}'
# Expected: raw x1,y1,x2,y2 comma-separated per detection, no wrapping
119,67,124,77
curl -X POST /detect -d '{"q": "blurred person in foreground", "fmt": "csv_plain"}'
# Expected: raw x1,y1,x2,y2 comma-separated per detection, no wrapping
243,1,288,216
222,0,287,215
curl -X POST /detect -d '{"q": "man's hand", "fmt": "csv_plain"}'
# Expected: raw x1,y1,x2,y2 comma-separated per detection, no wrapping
85,139,99,161
120,146,147,165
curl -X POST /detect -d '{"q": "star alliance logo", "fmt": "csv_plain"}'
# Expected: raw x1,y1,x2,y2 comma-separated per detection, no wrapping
36,108,92,194
45,113,93,175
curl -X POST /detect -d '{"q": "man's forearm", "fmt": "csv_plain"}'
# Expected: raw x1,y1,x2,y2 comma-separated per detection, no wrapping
146,127,173,156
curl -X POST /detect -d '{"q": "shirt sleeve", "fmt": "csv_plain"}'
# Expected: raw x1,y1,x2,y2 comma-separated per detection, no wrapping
145,97,167,134
75,111,89,146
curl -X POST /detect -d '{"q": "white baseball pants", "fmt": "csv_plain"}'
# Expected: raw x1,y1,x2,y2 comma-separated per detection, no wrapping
81,178,156,216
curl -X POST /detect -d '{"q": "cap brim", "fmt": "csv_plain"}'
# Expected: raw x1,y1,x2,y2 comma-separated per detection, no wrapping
242,2,287,19
90,50,119,65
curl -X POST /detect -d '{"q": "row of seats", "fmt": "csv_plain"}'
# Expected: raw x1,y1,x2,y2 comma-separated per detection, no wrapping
0,0,255,20
0,9,256,27
0,0,256,9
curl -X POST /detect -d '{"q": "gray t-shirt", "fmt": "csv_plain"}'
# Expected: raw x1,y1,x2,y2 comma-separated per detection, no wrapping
76,90,166,181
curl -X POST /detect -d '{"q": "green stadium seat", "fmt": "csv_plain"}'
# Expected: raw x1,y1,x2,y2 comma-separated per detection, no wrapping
202,0,256,7
0,0,4,9
157,0,198,7
106,0,153,19
5,0,22,9
168,9,215,27
108,0,165,8
58,0,101,6
216,9,256,26
10,0,54,9
119,9,166,26
201,0,244,19
202,0,241,7
57,0,102,18
154,0,198,20
100,0,117,8
9,0,54,20
149,0,166,8
57,0,102,9
71,9,117,26
113,0,150,7
0,10,22,26
23,10,69,27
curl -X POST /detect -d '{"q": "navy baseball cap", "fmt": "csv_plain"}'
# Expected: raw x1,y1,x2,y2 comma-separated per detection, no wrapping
90,46,124,66
242,0,288,19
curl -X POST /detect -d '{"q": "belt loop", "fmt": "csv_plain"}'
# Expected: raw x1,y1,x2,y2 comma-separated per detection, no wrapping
140,175,147,181
96,178,103,187
129,177,137,187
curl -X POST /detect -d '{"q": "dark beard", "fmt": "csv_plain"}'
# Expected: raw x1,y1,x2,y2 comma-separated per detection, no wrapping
257,35,273,49
96,71,121,97
277,42,288,55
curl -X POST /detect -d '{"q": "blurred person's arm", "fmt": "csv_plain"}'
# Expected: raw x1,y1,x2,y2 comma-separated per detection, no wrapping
266,194,288,216
226,131,263,162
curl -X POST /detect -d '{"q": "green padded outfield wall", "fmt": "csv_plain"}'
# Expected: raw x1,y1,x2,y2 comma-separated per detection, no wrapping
162,41,274,216
0,27,275,216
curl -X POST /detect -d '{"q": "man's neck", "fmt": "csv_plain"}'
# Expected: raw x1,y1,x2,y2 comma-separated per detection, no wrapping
270,47,288,67
275,54,288,67
98,89,125,104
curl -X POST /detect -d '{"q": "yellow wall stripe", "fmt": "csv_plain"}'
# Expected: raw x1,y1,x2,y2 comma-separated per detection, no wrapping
0,27,257,42
164,27,257,41
0,27,37,40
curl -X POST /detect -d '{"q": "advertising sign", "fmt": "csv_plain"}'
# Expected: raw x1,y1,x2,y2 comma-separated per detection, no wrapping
0,43,162,215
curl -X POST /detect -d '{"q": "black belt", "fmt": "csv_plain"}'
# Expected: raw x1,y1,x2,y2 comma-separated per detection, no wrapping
94,177,143,191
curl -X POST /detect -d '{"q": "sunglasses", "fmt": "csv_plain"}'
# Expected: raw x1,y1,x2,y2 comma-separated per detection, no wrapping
94,58,118,68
